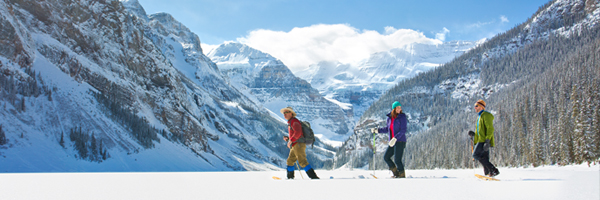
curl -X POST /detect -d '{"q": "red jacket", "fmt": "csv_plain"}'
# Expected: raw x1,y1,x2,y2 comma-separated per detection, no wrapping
288,118,303,146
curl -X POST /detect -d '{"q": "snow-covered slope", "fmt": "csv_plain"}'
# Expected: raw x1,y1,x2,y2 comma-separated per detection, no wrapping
0,0,334,172
296,41,478,122
208,43,354,146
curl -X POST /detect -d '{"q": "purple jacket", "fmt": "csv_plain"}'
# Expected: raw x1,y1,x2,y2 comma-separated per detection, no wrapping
378,112,408,142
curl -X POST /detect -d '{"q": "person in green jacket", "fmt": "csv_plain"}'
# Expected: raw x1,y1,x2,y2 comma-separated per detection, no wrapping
468,100,500,177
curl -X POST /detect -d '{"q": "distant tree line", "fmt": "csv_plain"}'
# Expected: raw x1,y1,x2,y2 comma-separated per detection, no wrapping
69,126,109,162
408,27,599,169
1,64,161,151
0,67,54,113
92,91,160,149
490,32,600,167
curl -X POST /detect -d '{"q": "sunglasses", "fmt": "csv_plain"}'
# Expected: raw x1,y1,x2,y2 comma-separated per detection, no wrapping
284,111,291,114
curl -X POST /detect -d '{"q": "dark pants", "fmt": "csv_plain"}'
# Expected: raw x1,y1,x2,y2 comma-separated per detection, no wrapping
473,142,497,175
384,141,406,172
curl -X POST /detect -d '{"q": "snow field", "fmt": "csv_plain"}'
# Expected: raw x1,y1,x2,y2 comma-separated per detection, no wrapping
1,164,597,200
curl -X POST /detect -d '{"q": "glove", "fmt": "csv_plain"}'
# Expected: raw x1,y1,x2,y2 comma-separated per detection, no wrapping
283,136,289,142
371,128,378,133
468,131,475,137
483,139,490,151
388,137,397,147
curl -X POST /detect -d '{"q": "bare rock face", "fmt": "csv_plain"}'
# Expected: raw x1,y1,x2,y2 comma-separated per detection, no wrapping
0,3,33,68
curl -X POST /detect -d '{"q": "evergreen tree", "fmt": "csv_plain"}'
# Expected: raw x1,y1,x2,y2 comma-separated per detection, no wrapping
512,104,527,165
530,115,545,167
98,139,105,162
571,83,585,164
581,84,596,164
20,97,26,112
592,103,600,163
8,76,16,106
0,124,6,145
547,121,560,164
102,149,108,160
59,132,65,148
557,81,573,165
592,79,600,162
70,127,88,159
91,133,98,161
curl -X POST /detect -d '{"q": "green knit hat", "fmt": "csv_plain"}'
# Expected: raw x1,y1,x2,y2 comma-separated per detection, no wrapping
392,101,402,110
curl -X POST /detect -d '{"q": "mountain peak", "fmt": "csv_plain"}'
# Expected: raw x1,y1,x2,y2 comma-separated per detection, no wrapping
208,42,276,62
149,12,194,34
120,0,149,21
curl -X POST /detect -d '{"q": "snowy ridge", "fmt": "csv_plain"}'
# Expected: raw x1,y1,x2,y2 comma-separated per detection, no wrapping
527,0,600,35
481,0,600,62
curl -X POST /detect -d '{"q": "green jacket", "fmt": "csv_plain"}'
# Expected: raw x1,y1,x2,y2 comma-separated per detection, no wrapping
474,110,495,147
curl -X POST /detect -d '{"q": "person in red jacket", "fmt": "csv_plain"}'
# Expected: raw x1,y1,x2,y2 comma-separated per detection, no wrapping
281,107,319,179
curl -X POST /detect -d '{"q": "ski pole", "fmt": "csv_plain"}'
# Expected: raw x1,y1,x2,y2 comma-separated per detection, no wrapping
372,130,376,174
370,128,378,179
296,162,304,179
470,135,477,175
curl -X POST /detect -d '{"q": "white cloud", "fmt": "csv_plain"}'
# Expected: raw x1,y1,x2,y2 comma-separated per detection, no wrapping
435,27,450,41
384,26,398,35
236,24,441,72
201,43,220,54
500,15,509,23
467,21,494,28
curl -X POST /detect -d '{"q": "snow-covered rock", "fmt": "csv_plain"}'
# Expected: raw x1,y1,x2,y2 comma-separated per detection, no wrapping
208,43,354,146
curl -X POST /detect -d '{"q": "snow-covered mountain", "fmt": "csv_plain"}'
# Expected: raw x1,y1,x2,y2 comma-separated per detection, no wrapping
296,41,478,122
334,0,600,169
0,0,334,172
207,43,354,146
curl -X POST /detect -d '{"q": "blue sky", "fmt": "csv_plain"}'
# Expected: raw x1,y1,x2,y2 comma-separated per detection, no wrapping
137,0,551,71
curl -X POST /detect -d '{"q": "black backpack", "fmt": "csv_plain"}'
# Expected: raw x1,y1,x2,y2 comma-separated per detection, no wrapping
293,120,315,147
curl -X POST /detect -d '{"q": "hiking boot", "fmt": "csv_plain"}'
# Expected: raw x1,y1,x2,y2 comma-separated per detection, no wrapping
489,168,500,177
287,171,295,179
390,167,400,178
306,168,320,179
399,170,406,178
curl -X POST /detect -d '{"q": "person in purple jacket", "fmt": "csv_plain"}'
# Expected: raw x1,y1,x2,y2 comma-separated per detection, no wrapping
372,101,408,178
